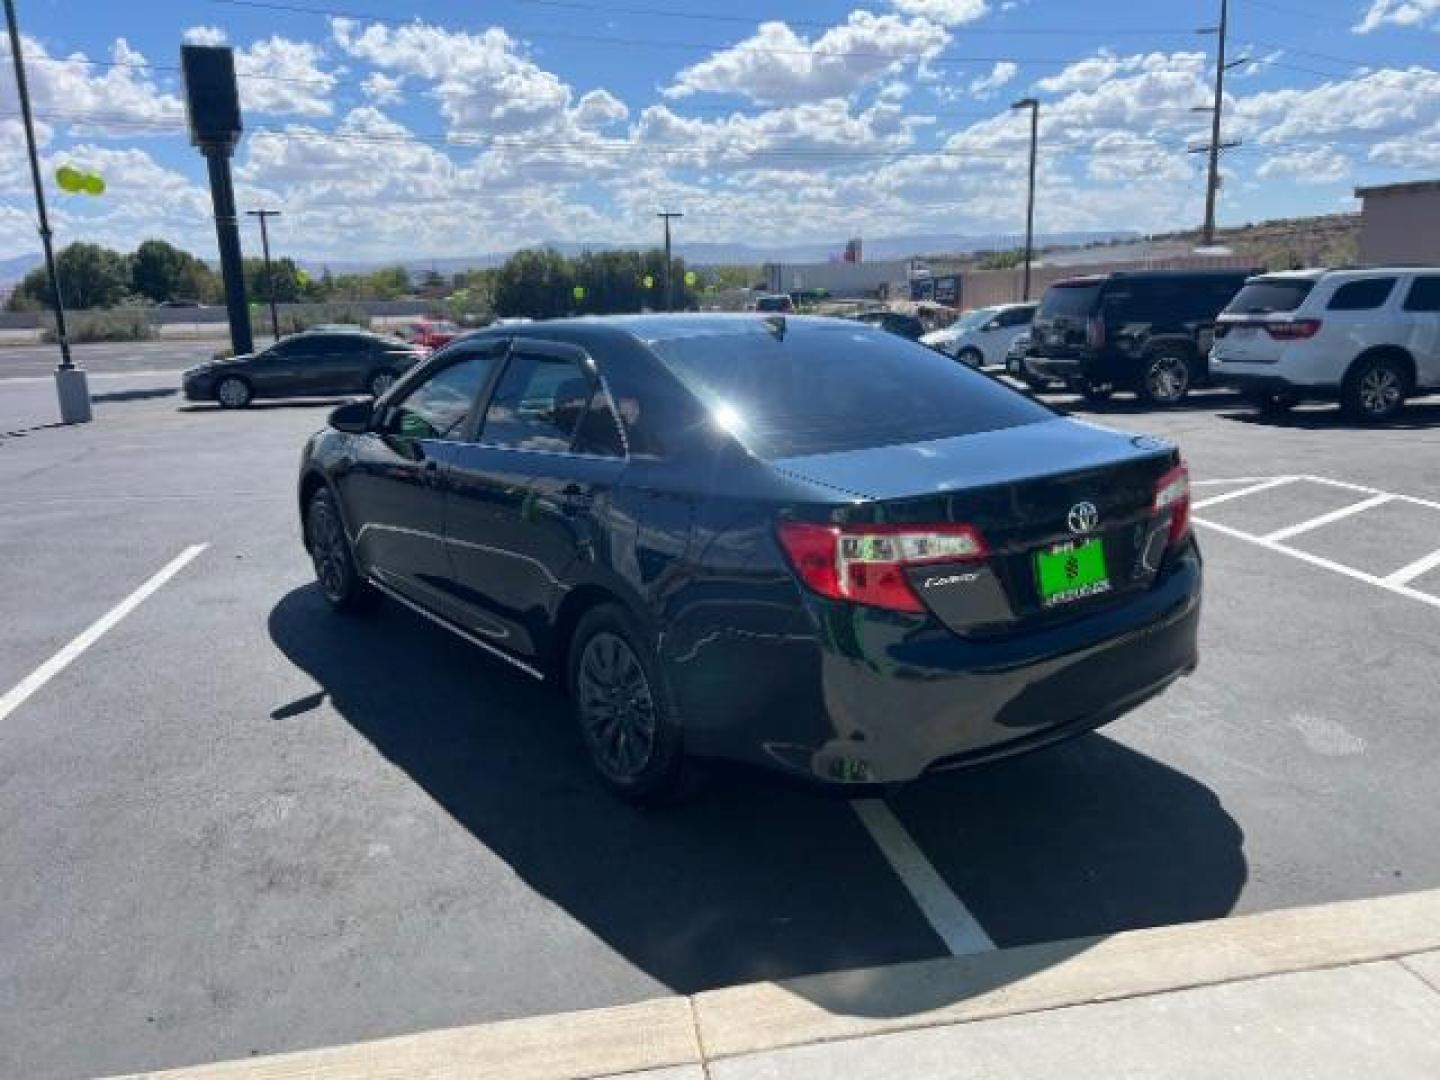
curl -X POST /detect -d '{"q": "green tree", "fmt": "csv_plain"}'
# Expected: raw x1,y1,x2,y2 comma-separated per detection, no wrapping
493,247,574,318
130,239,187,303
243,256,305,303
365,264,412,300
10,243,131,309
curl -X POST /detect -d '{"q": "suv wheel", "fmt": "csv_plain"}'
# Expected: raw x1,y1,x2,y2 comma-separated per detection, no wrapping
568,604,686,805
956,347,983,369
306,488,376,613
1139,352,1192,406
1342,355,1407,422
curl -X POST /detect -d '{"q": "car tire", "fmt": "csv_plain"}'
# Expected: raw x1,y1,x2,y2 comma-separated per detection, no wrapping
1138,351,1193,407
956,347,984,369
1341,354,1408,423
1071,377,1115,404
306,487,377,614
215,375,252,409
1251,389,1298,416
567,603,687,806
368,369,398,398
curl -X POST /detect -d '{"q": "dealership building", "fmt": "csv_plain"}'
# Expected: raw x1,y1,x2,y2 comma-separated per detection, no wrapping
1355,180,1440,265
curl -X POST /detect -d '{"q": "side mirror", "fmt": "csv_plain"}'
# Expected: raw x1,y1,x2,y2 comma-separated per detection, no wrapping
328,399,373,434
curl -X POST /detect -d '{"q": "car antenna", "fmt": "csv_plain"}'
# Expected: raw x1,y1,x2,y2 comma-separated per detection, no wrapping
762,314,786,340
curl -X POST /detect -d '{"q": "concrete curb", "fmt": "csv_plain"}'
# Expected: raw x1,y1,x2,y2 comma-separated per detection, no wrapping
107,888,1440,1080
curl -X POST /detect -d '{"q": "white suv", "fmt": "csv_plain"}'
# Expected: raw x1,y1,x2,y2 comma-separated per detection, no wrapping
920,302,1036,368
1210,268,1440,421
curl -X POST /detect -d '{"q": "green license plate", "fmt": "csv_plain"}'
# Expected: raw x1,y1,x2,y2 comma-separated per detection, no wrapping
1035,539,1111,607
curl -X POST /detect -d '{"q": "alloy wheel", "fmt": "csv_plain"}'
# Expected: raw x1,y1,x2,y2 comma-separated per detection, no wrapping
309,497,350,602
1358,366,1402,417
576,631,658,782
216,377,250,409
1146,355,1190,404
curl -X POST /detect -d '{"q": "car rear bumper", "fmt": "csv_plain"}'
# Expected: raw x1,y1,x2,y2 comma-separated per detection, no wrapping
668,542,1202,786
1210,370,1339,400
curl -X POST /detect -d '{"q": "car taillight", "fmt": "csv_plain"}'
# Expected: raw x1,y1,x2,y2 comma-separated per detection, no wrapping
1086,315,1105,350
1264,319,1321,340
776,521,988,614
1153,464,1191,548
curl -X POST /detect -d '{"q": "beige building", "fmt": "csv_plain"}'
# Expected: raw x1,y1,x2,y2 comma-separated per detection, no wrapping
1355,180,1440,265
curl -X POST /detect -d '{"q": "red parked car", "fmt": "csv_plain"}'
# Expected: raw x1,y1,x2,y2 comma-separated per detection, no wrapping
405,319,461,350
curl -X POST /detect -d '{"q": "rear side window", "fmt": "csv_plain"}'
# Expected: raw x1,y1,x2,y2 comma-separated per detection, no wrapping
650,325,1052,459
481,351,595,453
1102,282,1169,323
1403,277,1440,312
1328,278,1396,311
1226,279,1316,314
1037,283,1101,319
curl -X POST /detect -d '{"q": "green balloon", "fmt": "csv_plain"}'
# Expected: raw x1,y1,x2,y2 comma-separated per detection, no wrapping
55,165,84,193
642,274,655,289
82,173,105,196
684,270,697,286
572,285,586,300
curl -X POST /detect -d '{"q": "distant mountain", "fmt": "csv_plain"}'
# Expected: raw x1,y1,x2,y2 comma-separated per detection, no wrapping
0,253,41,285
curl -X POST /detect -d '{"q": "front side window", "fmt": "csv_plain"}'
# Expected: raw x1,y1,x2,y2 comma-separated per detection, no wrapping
1328,278,1396,311
480,352,597,453
387,352,498,442
1403,277,1440,313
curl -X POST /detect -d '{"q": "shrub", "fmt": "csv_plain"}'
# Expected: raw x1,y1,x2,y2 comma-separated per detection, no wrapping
273,303,373,335
42,307,155,343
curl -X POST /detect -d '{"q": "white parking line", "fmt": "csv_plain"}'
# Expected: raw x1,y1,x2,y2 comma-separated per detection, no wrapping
1191,476,1299,511
1383,546,1440,587
1262,493,1394,543
851,799,995,956
0,544,208,724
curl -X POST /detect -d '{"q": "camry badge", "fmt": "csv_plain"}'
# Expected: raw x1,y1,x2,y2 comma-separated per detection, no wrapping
1067,501,1100,535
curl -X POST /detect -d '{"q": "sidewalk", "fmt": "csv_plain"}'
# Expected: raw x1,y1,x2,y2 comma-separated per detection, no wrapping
110,888,1440,1080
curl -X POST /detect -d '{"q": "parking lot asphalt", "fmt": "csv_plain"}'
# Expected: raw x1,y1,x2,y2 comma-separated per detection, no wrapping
3,366,1440,1080
0,339,276,384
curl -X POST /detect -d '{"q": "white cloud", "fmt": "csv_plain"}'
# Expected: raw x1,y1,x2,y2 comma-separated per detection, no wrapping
888,0,989,26
665,12,950,104
362,72,405,106
1036,50,1206,96
969,61,1017,98
234,36,337,117
572,89,629,128
0,37,184,136
182,26,229,47
1232,66,1440,144
1354,0,1440,32
332,18,573,134
1257,146,1352,184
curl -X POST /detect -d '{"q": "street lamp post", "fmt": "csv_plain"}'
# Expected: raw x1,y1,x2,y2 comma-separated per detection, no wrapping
4,0,91,423
1011,97,1040,302
246,209,282,341
657,210,683,312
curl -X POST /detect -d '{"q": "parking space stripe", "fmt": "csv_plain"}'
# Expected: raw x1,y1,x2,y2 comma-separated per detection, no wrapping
1261,493,1394,543
1190,476,1299,511
1383,546,1440,587
851,800,995,957
1193,517,1440,612
0,544,207,724
1298,475,1440,514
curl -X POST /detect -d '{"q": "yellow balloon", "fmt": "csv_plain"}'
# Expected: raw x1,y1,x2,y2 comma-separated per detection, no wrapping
642,274,655,289
55,165,84,193
684,271,697,286
82,173,105,196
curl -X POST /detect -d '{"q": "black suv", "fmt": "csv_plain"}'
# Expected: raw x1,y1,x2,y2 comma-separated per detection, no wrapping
1027,270,1253,406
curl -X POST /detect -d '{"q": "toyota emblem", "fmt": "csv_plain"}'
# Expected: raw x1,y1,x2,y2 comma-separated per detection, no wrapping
1067,501,1100,535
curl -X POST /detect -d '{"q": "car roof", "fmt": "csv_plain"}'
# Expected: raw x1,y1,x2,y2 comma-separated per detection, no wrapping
489,312,878,346
1246,269,1328,281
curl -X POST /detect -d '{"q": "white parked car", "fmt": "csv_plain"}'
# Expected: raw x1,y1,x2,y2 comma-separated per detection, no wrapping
1210,268,1440,421
920,302,1037,368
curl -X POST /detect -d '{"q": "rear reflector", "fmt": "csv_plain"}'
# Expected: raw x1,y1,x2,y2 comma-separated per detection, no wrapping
1153,464,1191,547
1264,319,1322,340
777,521,988,613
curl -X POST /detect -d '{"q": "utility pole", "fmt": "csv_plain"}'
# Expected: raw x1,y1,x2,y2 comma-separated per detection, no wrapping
246,209,282,341
5,0,91,423
657,210,683,312
1194,0,1245,246
1011,97,1040,301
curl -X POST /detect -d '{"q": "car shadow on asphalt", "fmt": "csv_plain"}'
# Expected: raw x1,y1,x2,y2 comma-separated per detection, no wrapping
268,583,1246,1013
177,399,347,413
1216,399,1440,431
1044,389,1243,416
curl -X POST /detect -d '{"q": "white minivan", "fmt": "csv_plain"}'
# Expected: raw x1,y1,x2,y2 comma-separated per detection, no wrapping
920,302,1037,368
1210,267,1440,421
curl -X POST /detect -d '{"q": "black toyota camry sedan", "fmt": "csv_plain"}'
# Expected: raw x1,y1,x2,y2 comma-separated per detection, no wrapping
297,315,1201,803
183,329,427,408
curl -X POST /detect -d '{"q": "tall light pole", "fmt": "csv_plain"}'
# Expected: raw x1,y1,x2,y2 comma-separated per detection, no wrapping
5,0,91,423
657,210,683,312
246,208,282,341
1011,97,1039,302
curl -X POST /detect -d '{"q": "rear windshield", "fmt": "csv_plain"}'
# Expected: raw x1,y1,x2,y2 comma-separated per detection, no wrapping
1225,279,1317,315
1037,283,1101,319
649,324,1052,459
754,296,792,312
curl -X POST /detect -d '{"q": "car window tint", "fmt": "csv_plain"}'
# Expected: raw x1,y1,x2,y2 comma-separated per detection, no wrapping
1226,278,1316,314
1403,277,1440,312
1037,283,1100,319
481,352,594,452
650,324,1052,459
1328,278,1396,311
388,353,498,442
332,336,371,354
573,388,627,457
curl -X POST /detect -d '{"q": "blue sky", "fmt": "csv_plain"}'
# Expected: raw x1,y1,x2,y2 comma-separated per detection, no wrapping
3,0,1439,261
